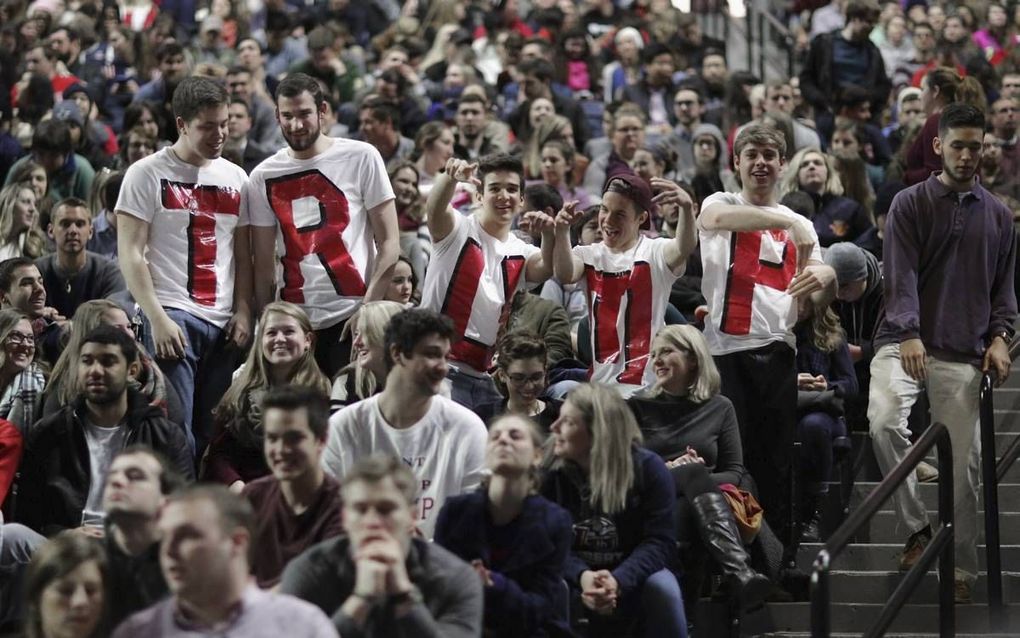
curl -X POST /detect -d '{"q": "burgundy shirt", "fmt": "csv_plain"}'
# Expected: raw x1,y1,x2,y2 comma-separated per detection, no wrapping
243,474,344,588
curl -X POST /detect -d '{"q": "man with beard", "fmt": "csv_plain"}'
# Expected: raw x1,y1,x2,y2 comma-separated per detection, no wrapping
15,325,193,536
453,93,500,160
321,309,487,539
869,104,1016,603
103,446,186,628
247,73,398,378
117,76,253,458
34,197,125,319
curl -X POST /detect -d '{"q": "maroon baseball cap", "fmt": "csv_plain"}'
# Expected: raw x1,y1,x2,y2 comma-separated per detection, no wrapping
603,173,656,229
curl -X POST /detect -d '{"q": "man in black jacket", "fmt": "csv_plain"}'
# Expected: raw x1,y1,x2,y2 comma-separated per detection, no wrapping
15,325,193,536
799,0,890,128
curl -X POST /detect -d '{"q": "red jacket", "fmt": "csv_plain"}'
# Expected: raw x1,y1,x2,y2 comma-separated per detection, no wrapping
0,418,23,508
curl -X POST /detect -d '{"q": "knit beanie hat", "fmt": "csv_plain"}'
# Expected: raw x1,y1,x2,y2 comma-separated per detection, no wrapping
824,242,868,285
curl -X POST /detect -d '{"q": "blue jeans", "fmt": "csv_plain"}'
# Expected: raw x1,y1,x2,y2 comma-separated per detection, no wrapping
448,368,503,410
150,309,239,459
0,522,44,626
586,569,688,638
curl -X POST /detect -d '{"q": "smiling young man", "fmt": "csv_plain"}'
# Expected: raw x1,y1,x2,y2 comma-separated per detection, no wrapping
117,76,253,458
870,103,1017,603
420,154,556,409
551,173,697,396
697,124,835,549
281,454,482,638
322,308,487,538
114,485,337,637
247,72,399,379
34,197,125,319
0,257,64,366
16,326,193,536
242,385,342,588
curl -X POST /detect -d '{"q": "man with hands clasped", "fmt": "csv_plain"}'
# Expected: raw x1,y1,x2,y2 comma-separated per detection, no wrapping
869,104,1017,603
281,454,483,637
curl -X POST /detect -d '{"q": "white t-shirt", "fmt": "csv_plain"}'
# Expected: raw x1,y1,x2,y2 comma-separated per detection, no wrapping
574,236,680,394
82,420,128,520
321,394,487,539
116,148,248,328
420,214,539,374
245,138,395,329
699,191,822,355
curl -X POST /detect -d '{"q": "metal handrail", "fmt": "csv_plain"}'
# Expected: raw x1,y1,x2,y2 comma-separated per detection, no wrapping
978,334,1020,631
743,0,797,81
811,422,955,638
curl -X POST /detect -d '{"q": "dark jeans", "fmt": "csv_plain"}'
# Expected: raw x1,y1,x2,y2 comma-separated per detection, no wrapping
714,342,797,545
314,318,352,380
797,412,847,494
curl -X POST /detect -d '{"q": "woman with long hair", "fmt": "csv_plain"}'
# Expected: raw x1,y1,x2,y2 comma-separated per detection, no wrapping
435,414,573,637
537,138,593,209
0,183,46,260
330,301,404,411
628,325,772,609
830,120,884,196
779,148,874,247
542,383,688,637
22,532,107,638
0,309,47,434
524,114,581,181
688,125,739,204
202,302,330,491
42,300,181,425
383,255,418,306
973,3,1020,65
478,332,561,431
413,121,456,197
388,160,429,284
904,67,986,185
794,302,857,541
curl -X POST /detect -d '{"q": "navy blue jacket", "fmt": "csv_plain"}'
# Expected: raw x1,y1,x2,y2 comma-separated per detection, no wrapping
540,446,677,597
435,491,573,637
807,192,874,248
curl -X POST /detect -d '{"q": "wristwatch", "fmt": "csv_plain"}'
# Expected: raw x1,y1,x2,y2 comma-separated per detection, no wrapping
991,330,1012,345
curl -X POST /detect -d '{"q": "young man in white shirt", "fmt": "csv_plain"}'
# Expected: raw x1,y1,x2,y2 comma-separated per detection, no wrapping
322,308,487,539
420,154,554,408
117,76,254,457
697,123,836,547
247,73,399,378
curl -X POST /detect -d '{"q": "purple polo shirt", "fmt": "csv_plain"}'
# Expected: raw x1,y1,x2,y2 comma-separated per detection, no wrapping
875,173,1017,365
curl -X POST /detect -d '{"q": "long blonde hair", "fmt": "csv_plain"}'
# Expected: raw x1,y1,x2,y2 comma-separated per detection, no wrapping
649,324,721,402
338,301,404,400
0,183,46,258
807,306,846,353
214,302,330,432
525,114,572,179
49,300,124,404
563,383,642,515
779,148,845,198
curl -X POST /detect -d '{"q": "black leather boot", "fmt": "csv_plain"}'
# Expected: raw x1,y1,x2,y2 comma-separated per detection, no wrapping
691,491,773,611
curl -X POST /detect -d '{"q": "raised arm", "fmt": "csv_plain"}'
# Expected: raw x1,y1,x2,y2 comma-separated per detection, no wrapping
116,213,186,360
653,178,697,274
363,198,400,302
426,158,479,243
552,202,586,284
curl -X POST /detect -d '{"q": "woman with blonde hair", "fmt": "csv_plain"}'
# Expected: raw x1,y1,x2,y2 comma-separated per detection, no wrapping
542,383,688,637
524,114,578,179
779,147,873,247
330,301,405,411
435,414,573,636
41,299,181,426
628,325,772,610
0,182,46,260
202,302,330,491
0,309,47,434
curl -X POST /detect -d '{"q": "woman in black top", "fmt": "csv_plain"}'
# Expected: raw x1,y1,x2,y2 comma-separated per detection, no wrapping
628,324,770,610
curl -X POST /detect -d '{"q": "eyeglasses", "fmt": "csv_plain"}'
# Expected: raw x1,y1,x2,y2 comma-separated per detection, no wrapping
506,372,545,385
6,332,35,347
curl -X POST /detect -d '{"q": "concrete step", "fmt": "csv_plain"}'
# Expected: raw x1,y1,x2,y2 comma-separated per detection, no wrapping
788,571,1020,605
862,512,1020,543
796,542,1020,572
851,481,1020,511
762,602,1020,634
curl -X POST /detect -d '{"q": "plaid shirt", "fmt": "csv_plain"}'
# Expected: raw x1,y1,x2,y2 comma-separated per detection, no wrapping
0,363,46,434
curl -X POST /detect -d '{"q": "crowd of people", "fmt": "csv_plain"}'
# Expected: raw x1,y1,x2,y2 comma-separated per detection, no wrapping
0,0,1018,634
